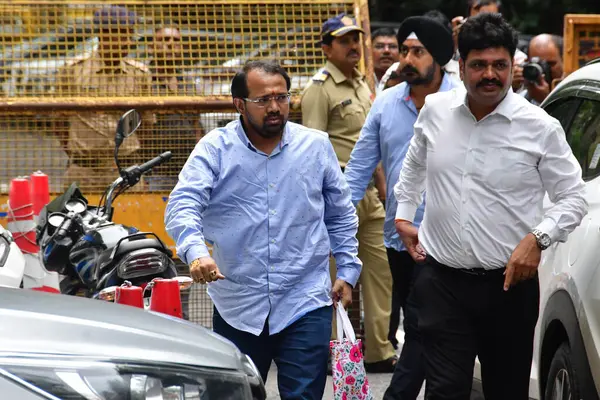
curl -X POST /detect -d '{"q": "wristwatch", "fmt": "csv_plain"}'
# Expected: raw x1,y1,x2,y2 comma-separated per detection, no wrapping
531,229,551,250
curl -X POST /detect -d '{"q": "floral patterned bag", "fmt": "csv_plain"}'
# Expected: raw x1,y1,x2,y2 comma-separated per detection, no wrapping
330,302,373,400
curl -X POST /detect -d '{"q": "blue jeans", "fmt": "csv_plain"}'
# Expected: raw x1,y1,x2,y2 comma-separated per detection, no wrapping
213,305,332,400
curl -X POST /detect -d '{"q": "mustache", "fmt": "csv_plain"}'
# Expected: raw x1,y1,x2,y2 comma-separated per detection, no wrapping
477,79,503,88
400,65,419,75
347,50,359,57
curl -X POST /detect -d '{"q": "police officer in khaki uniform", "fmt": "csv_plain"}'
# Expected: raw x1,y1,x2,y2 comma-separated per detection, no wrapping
301,14,397,372
58,5,152,192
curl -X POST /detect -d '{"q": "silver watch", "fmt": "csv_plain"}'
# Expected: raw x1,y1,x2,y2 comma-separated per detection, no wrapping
531,229,551,250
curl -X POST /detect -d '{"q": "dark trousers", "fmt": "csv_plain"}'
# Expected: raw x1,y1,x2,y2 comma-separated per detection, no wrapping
416,256,540,400
384,249,426,400
386,248,416,348
213,305,332,400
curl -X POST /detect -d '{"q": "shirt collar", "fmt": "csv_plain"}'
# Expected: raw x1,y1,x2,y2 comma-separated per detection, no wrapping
450,86,515,121
400,72,455,104
235,118,292,155
91,54,129,74
325,60,362,84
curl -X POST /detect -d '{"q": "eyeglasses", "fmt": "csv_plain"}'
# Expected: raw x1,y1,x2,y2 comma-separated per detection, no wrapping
243,93,291,108
374,43,399,51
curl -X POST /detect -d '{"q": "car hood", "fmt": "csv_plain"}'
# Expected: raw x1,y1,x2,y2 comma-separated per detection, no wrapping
0,288,242,370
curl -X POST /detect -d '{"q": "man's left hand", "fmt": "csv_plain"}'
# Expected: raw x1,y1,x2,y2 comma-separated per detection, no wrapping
331,279,353,308
504,233,541,291
525,74,550,104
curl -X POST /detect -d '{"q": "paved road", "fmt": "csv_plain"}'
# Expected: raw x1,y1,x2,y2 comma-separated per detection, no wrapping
264,363,423,400
264,356,426,400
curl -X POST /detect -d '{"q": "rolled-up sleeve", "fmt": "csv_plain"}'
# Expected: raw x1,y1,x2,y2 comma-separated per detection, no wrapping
345,98,382,206
321,138,362,287
165,141,219,264
535,119,588,243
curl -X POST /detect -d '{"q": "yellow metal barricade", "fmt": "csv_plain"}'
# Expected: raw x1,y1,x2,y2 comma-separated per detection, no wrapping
0,1,372,329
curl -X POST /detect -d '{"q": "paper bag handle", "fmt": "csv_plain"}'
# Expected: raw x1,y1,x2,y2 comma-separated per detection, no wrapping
336,301,356,343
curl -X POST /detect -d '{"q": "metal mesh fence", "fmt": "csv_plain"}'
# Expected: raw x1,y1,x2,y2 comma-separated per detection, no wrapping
0,1,370,333
0,1,358,99
0,1,369,194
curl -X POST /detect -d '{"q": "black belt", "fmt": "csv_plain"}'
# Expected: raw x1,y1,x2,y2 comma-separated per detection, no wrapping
425,255,505,278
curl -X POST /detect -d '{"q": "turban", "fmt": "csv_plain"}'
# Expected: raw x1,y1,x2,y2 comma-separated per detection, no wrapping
397,16,454,66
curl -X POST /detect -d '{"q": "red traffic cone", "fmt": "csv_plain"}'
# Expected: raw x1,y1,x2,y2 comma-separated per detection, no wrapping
115,281,144,308
30,171,50,225
149,278,182,318
8,178,37,254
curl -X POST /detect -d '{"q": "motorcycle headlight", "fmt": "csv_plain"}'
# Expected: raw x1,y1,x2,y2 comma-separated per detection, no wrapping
116,248,171,280
0,357,256,399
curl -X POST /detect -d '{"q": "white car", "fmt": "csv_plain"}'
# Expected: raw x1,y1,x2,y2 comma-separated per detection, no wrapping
531,58,600,400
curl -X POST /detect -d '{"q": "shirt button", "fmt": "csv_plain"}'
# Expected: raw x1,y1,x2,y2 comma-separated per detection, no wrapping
270,210,277,215
462,198,467,204
269,183,275,188
271,239,276,244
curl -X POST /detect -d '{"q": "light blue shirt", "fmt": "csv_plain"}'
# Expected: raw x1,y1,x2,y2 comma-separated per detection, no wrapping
165,119,362,335
344,73,459,252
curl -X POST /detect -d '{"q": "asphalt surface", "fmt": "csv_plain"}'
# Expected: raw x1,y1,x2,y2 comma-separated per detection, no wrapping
264,360,426,399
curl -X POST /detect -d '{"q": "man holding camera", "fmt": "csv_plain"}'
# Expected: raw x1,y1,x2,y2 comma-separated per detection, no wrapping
520,34,564,105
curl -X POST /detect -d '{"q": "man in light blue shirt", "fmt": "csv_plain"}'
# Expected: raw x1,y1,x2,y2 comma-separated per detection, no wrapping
344,15,460,400
165,60,361,399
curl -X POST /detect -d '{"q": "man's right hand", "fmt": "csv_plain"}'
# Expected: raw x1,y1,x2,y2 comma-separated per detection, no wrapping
190,256,225,284
451,16,465,49
395,219,426,262
512,64,524,91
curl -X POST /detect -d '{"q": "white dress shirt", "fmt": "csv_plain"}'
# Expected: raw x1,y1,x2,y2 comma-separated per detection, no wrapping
394,87,588,270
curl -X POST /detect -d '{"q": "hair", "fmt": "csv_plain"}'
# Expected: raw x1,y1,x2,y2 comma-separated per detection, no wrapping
372,27,397,41
457,13,517,61
423,10,451,32
321,33,335,46
551,34,563,57
231,60,291,99
466,0,501,16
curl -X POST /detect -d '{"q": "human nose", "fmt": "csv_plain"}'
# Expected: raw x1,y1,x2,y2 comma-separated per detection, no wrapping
482,65,495,78
265,97,281,111
404,51,415,65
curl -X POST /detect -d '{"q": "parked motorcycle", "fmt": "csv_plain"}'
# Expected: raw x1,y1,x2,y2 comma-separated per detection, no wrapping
36,109,179,298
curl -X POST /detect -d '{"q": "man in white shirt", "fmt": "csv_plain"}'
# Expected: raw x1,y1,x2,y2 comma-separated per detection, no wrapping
394,13,587,400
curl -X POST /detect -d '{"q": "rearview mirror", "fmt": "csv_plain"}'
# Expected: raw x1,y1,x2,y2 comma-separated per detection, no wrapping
115,109,141,175
116,109,141,143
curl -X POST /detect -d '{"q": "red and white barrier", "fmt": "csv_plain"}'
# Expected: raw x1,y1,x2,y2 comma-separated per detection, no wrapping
149,278,183,318
30,171,50,225
115,281,144,308
7,173,59,293
8,178,37,255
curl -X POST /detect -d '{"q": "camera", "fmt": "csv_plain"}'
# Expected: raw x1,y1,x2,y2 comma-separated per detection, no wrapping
522,57,552,85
